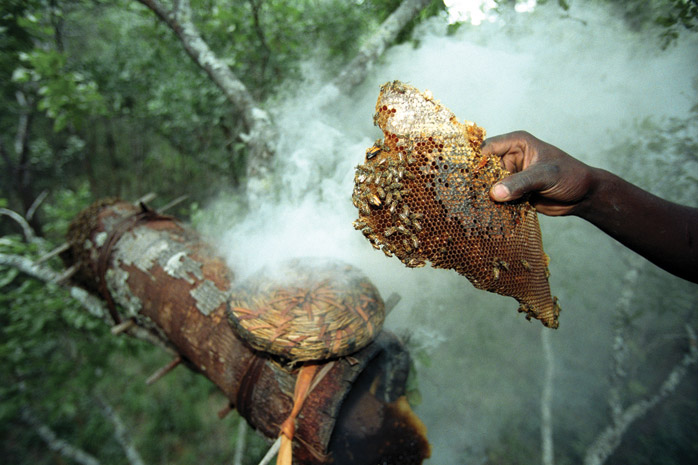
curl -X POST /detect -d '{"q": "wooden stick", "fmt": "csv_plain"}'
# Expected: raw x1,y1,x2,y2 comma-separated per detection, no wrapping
54,264,78,284
257,438,281,465
217,403,233,419
384,292,401,315
36,242,70,264
145,355,182,385
134,193,157,205
233,419,248,465
111,319,136,335
159,195,189,213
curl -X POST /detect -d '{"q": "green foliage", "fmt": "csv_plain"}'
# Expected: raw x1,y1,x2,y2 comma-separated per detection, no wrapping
13,48,107,132
595,0,698,47
0,196,268,463
0,234,123,462
609,109,698,207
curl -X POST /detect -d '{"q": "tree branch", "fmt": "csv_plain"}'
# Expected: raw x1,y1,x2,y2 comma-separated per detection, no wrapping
583,325,698,465
0,208,39,245
0,251,174,353
15,91,32,162
331,0,433,90
95,396,145,465
583,258,697,465
135,0,276,182
26,190,49,222
233,418,248,465
20,409,102,465
540,328,555,465
248,0,272,84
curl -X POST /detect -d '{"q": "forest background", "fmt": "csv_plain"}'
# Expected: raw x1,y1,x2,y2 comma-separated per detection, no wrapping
1,0,697,464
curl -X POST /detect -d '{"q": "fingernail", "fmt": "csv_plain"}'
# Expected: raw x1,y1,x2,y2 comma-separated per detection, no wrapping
492,183,510,201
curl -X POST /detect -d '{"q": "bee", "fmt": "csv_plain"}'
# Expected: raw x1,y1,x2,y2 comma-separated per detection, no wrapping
352,194,360,208
411,235,420,250
402,239,412,253
366,144,382,160
362,227,374,236
493,258,510,272
407,258,425,268
389,202,398,215
492,267,500,281
401,188,411,196
412,220,422,232
376,186,386,199
384,226,397,237
521,259,531,271
411,212,424,220
359,201,371,216
389,182,403,190
404,170,415,180
399,213,411,226
382,246,393,258
367,194,382,207
397,225,409,235
353,220,366,230
371,241,381,250
385,191,393,205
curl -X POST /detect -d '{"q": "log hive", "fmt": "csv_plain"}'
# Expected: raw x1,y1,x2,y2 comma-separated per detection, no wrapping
64,199,430,465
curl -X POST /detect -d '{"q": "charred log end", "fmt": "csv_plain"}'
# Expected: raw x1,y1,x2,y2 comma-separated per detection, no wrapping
328,335,431,465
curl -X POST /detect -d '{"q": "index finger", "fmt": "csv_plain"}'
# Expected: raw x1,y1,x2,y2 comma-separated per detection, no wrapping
480,131,528,157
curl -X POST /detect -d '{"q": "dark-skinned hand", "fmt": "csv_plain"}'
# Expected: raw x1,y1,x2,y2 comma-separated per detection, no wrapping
481,131,698,284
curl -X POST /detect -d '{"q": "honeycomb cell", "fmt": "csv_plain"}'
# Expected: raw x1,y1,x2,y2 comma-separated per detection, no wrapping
351,80,561,328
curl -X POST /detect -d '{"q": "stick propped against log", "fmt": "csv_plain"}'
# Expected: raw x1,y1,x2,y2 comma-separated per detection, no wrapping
64,199,430,465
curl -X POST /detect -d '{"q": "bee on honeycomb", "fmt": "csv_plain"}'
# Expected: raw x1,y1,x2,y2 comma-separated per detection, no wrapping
353,80,561,328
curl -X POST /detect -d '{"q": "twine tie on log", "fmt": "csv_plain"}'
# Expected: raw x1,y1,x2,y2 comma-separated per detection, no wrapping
277,363,319,465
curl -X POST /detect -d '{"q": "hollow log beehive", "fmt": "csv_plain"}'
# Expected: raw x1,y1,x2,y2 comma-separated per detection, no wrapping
64,199,429,465
353,81,560,327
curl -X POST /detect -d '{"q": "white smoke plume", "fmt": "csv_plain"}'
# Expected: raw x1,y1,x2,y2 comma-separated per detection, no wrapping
201,2,698,463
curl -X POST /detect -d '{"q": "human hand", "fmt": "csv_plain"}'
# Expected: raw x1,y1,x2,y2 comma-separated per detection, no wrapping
482,131,596,216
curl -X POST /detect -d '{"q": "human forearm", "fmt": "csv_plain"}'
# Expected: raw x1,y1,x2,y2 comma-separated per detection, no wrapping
576,168,698,283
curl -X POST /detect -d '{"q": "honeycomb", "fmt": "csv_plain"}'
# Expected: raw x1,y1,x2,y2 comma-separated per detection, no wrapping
352,81,560,328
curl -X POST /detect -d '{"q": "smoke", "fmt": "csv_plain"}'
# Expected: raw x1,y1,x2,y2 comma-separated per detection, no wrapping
204,2,698,463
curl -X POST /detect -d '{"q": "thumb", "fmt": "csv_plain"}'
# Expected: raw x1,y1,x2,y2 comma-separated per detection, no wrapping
490,165,553,202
